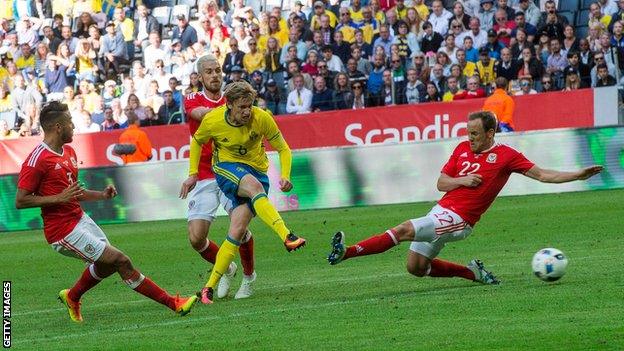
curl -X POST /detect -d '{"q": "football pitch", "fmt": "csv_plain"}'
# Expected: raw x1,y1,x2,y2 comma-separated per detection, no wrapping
2,189,623,350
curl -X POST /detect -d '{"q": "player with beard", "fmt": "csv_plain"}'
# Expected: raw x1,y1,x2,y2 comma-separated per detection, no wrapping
15,102,197,322
179,55,257,300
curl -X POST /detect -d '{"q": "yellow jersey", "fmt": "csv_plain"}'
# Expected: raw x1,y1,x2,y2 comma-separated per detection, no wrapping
190,105,292,178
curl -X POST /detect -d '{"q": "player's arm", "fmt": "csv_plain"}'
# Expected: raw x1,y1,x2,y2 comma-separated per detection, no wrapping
437,172,482,192
15,182,85,209
524,165,603,183
264,112,293,192
189,107,214,122
77,185,118,201
188,119,213,176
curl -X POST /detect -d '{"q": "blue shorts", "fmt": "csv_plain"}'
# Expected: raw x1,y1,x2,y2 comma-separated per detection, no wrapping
213,162,270,211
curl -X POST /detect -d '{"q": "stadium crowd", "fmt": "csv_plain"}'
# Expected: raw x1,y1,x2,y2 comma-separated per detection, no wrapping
0,0,622,139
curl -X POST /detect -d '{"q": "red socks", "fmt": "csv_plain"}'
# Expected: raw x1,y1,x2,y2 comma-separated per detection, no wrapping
198,240,220,264
344,230,399,260
239,235,255,276
429,258,475,281
68,264,102,301
130,272,176,310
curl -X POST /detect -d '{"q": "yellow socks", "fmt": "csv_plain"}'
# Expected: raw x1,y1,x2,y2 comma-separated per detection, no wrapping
251,194,289,241
206,237,239,289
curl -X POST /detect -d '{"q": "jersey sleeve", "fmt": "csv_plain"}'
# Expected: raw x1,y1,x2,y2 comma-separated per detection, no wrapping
441,143,463,176
17,162,44,193
507,148,535,174
192,111,214,145
183,93,200,117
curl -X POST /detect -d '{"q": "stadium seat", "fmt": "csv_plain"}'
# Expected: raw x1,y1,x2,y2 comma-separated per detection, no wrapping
559,11,576,25
576,25,589,39
581,0,595,9
576,9,590,26
558,0,580,12
152,6,171,26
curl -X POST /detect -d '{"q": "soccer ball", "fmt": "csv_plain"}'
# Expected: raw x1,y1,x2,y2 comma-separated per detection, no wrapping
532,248,568,282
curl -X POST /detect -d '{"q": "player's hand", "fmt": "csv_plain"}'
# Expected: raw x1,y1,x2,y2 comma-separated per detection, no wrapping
102,185,118,199
577,165,603,180
179,175,198,199
56,182,85,203
462,174,483,187
279,178,293,192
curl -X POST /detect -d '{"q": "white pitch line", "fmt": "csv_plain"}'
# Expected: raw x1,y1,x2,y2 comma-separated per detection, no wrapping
13,272,408,317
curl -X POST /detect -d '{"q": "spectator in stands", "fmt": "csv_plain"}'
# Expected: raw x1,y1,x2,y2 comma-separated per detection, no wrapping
578,38,594,66
263,79,285,115
512,11,537,43
125,93,147,121
90,95,105,125
537,10,565,40
62,85,76,110
611,21,624,70
423,82,442,102
15,43,34,70
279,28,307,65
134,5,159,52
75,39,98,84
404,68,425,104
497,0,516,20
302,50,320,76
311,75,335,112
0,119,18,139
565,51,591,88
589,2,612,29
77,79,98,113
74,12,96,39
375,69,406,105
332,30,351,64
348,81,374,109
118,111,153,164
17,103,40,137
561,25,580,53
16,16,40,48
463,36,479,61
0,84,13,114
546,38,567,88
79,113,101,133
101,106,121,131
12,74,42,119
249,70,265,93
70,95,90,131
346,57,367,86
515,0,540,27
429,0,453,36
477,0,496,31
60,25,78,54
286,73,312,114
537,0,568,29
539,74,556,92
102,80,118,107
285,60,311,91
34,43,49,77
454,75,486,99
374,24,394,55
317,59,336,88
333,72,353,110
483,29,504,60
420,21,444,53
495,47,518,81
243,38,265,74
156,89,179,125
43,59,68,101
222,38,245,75
321,45,345,72
354,28,373,59
563,68,582,91
609,2,624,31
110,98,127,127
42,26,61,56
143,32,168,74
594,63,617,86
515,75,538,94
510,28,529,59
443,75,463,101
483,77,515,131
367,53,386,95
450,63,467,89
144,80,164,113
517,47,544,81
449,2,471,30
172,14,198,51
100,21,128,79
152,59,173,94
476,47,495,87
168,77,182,106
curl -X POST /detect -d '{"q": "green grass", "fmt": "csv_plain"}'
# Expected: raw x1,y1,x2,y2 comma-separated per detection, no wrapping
2,189,624,350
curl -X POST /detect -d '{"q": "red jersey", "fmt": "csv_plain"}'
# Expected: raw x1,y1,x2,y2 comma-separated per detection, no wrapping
437,141,535,226
183,91,226,180
17,143,84,243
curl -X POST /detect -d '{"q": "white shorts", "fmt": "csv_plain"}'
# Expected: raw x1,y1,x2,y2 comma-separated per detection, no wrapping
187,179,234,222
50,214,109,263
409,205,473,260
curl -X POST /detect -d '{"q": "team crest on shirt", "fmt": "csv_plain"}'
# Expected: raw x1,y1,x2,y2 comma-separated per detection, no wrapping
249,131,259,141
487,153,497,163
84,244,95,255
189,200,196,210
70,157,78,168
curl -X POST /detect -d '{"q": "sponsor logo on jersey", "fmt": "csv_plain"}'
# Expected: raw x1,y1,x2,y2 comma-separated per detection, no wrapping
70,157,78,168
460,152,468,158
487,153,497,163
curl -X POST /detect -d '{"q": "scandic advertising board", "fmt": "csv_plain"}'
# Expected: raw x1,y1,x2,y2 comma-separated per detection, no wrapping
0,89,594,175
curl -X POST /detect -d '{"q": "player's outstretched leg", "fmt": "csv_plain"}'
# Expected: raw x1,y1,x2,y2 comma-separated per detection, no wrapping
327,229,400,265
99,245,198,316
221,230,256,299
238,174,306,252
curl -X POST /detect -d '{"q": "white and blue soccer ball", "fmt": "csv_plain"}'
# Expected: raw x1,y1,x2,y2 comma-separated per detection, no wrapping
532,248,569,282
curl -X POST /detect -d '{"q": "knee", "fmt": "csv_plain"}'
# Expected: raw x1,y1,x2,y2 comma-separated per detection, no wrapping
406,263,428,277
113,253,132,269
393,221,416,242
